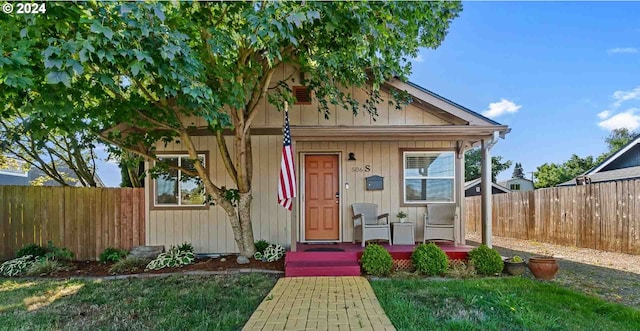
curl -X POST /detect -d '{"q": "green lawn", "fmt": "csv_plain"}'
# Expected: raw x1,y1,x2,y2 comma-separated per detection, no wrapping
371,277,640,331
0,274,277,331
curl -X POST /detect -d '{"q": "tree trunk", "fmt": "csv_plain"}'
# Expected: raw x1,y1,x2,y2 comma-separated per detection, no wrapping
237,191,256,257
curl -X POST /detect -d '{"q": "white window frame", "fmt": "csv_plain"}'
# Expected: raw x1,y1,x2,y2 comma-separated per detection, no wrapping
403,151,455,204
153,154,206,207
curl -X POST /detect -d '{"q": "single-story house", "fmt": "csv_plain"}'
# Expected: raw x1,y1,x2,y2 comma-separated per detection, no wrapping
143,65,510,254
498,177,534,192
558,134,640,186
464,178,510,197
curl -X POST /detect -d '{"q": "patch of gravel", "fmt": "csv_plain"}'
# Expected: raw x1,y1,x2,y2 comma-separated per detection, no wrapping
467,233,640,309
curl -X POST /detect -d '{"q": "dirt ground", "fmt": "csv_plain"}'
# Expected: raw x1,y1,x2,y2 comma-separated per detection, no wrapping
44,256,284,278
467,233,640,309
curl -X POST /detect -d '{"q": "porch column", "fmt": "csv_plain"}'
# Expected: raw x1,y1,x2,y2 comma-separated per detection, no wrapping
480,139,492,247
454,143,465,246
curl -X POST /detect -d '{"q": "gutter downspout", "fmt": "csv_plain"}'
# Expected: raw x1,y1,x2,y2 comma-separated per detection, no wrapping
481,131,500,248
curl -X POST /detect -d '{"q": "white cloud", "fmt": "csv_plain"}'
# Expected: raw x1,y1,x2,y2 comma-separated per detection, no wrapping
613,86,640,107
607,47,638,54
412,54,424,63
597,110,611,119
481,98,522,118
598,108,640,131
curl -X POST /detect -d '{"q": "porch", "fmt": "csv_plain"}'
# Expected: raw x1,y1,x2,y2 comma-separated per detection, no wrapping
285,241,474,277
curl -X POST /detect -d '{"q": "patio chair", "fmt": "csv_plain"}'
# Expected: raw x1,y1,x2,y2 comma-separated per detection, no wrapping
352,203,392,247
423,203,458,243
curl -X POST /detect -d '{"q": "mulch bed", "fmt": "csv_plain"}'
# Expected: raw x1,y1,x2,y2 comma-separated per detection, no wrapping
44,256,284,278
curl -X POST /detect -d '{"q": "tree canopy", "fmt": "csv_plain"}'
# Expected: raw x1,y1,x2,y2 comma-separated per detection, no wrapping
0,1,462,258
464,148,512,182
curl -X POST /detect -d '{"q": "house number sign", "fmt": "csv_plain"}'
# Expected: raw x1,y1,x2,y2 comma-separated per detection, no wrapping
351,165,371,173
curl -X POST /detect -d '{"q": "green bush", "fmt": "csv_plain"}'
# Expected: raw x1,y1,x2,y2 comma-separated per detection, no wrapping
254,240,269,255
0,255,36,277
99,247,129,263
26,258,65,276
16,243,47,258
109,258,150,274
361,244,393,276
412,243,449,276
146,246,195,270
177,242,194,253
468,244,504,275
44,241,74,261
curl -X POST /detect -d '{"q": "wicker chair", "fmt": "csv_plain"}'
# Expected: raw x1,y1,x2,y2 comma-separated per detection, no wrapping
352,203,392,247
423,204,458,243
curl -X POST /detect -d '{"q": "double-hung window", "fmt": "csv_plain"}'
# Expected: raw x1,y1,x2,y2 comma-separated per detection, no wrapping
403,151,455,204
154,154,206,207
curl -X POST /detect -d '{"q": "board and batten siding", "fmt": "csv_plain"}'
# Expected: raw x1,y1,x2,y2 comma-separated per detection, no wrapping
147,137,459,253
147,135,292,254
296,140,457,243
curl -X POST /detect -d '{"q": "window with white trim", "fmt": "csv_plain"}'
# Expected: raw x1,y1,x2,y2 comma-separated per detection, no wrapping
510,183,521,191
403,151,455,203
154,154,206,206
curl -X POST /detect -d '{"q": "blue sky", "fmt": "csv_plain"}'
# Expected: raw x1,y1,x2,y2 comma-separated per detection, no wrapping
97,1,640,186
410,1,640,182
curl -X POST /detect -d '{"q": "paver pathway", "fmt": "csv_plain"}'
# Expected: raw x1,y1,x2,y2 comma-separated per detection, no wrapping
242,276,396,331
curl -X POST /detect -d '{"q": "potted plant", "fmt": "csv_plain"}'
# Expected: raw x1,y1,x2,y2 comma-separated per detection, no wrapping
396,211,408,223
528,255,559,280
503,255,526,276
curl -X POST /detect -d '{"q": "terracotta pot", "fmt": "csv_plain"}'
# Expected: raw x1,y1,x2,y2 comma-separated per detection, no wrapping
527,256,559,280
503,261,526,276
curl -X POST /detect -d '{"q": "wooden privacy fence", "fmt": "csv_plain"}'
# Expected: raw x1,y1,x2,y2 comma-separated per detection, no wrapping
0,186,145,261
465,180,640,255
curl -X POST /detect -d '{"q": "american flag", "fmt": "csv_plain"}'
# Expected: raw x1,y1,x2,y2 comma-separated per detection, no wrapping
278,104,296,210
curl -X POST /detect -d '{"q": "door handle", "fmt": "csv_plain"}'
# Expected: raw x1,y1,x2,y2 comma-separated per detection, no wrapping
336,192,340,204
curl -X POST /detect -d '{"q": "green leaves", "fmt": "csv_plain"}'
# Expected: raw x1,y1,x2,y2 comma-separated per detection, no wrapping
46,71,71,87
90,21,114,40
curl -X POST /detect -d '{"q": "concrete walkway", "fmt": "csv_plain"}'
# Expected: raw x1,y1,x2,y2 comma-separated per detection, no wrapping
242,276,396,331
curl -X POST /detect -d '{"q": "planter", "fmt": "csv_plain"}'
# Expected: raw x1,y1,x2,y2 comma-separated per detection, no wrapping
503,260,527,276
527,256,559,280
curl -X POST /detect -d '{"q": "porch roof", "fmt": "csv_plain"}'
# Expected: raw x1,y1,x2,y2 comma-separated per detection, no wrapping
290,125,510,141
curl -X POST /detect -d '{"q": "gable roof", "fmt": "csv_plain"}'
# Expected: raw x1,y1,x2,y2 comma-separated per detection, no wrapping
558,166,640,186
587,134,640,174
464,178,511,193
385,78,506,128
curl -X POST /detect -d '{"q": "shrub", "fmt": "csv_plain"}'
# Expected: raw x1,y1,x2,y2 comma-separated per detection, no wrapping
99,247,129,263
468,244,504,275
0,255,35,277
361,244,393,276
445,259,476,279
109,258,150,274
177,242,194,253
44,241,74,261
412,243,449,276
26,258,65,276
254,240,269,255
16,244,47,258
146,246,195,270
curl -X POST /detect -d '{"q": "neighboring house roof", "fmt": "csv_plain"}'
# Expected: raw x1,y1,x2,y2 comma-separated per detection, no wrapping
497,177,534,186
0,172,29,186
464,178,511,193
587,134,640,174
27,167,105,187
558,166,640,187
559,134,640,186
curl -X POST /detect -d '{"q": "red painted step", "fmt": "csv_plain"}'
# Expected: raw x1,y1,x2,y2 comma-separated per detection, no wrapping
285,251,361,277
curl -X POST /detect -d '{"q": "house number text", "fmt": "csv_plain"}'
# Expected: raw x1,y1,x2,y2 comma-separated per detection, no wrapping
351,165,371,173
